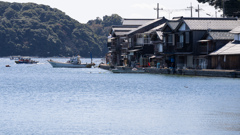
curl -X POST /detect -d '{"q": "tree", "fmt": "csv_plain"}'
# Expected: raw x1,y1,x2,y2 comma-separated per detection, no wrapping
197,0,240,17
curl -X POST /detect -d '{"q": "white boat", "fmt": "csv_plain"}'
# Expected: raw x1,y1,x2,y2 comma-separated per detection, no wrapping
47,56,94,68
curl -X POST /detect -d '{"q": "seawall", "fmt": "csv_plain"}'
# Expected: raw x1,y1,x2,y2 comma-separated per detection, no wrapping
99,65,240,78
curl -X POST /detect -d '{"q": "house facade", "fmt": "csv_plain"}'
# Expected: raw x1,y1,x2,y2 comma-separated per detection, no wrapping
161,17,240,69
107,18,155,66
107,17,240,70
210,26,240,69
126,18,167,67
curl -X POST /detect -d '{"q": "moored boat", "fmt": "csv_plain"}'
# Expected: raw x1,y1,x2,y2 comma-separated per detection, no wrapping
47,56,95,68
111,67,145,73
15,57,38,64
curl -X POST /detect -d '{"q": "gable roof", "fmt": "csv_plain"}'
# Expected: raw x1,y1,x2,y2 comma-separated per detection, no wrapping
122,18,155,26
230,26,240,34
127,17,167,36
145,23,165,34
161,20,181,32
210,41,240,55
111,25,140,36
110,18,156,36
180,17,240,31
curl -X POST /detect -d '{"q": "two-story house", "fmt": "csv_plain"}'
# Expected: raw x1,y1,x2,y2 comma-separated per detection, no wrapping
126,17,167,67
107,18,155,66
162,17,240,69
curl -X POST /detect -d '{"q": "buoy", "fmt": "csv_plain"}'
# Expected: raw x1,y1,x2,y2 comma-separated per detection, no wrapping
6,65,10,67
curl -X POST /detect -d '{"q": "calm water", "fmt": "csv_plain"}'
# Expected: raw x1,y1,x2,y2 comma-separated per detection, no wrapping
0,58,240,135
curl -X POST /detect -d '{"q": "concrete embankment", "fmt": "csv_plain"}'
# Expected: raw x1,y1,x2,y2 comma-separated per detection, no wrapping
145,68,240,78
99,64,240,78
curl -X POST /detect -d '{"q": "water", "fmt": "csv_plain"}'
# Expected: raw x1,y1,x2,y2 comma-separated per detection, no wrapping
0,58,240,135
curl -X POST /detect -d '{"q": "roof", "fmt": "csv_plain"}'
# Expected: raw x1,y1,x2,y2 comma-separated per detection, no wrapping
208,31,234,40
111,25,139,36
127,17,167,36
168,21,180,30
182,18,240,30
122,18,155,25
145,23,165,33
161,20,181,32
230,26,240,34
210,41,240,55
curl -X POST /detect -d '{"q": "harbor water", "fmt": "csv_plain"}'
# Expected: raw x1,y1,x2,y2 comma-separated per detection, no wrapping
0,58,240,135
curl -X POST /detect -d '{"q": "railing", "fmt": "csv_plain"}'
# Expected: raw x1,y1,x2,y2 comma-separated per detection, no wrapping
177,42,183,48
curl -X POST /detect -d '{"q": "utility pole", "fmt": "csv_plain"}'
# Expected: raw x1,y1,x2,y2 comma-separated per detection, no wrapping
187,3,193,17
195,5,202,18
154,3,163,19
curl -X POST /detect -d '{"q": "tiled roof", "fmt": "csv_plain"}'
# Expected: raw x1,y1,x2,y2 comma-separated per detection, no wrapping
230,26,240,34
145,23,165,33
122,18,155,25
210,41,240,55
111,25,139,36
127,18,167,35
208,31,234,40
184,18,240,30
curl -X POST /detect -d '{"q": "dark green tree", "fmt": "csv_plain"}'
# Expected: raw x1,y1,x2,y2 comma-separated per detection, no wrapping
0,1,118,57
197,0,240,17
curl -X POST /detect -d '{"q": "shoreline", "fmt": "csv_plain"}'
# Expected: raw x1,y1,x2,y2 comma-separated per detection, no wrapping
99,64,240,78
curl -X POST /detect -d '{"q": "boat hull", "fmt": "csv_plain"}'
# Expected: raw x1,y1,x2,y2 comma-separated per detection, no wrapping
47,60,92,68
15,61,38,64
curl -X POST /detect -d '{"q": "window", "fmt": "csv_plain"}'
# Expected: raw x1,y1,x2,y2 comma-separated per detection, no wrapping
177,34,184,48
158,44,163,52
185,32,189,43
129,38,132,47
168,35,173,43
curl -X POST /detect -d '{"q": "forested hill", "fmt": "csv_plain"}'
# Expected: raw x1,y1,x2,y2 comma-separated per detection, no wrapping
0,1,122,57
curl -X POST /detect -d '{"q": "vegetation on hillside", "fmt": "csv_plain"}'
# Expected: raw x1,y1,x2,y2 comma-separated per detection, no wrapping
197,0,240,17
0,2,122,57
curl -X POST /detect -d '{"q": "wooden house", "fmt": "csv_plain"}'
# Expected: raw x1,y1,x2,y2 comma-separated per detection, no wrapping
107,19,154,66
210,26,240,69
126,17,167,67
162,17,240,69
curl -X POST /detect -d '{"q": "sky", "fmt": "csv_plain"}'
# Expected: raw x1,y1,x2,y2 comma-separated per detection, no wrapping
2,0,223,23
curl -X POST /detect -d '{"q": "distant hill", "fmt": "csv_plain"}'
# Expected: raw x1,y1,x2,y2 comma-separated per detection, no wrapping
0,1,122,57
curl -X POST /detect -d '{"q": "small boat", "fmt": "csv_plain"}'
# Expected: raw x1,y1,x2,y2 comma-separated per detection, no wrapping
15,57,38,64
47,56,95,68
111,67,145,73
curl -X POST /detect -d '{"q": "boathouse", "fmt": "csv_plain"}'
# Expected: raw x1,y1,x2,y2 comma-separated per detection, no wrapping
210,26,240,69
107,18,155,66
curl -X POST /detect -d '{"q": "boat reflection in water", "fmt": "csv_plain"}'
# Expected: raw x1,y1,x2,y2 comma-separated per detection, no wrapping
47,55,95,68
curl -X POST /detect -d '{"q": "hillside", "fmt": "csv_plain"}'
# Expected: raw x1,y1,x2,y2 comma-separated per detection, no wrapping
0,2,122,57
